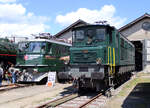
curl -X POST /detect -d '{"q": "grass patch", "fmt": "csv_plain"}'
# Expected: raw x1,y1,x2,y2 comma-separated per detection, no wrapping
118,77,150,97
136,72,150,77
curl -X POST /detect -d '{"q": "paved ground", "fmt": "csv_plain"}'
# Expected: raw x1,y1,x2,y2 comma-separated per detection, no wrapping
1,72,150,108
0,83,72,108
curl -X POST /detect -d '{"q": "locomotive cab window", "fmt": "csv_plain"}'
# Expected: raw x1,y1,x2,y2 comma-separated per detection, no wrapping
41,43,46,53
75,30,84,41
27,42,46,53
87,29,94,38
47,43,52,54
86,29,94,44
96,29,105,40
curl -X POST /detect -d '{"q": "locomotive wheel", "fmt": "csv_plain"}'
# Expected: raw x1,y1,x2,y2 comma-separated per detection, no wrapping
77,83,85,93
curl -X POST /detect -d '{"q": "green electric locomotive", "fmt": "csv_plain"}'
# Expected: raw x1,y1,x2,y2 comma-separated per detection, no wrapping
16,38,71,83
68,24,135,91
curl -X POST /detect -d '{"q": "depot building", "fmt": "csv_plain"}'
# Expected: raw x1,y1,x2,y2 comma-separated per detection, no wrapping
54,13,150,72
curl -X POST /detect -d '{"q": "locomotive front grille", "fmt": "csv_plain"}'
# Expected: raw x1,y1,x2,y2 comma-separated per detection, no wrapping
73,52,97,63
79,67,88,72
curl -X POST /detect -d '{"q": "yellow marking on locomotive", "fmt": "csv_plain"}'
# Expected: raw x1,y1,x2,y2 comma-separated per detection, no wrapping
108,47,116,75
113,48,115,74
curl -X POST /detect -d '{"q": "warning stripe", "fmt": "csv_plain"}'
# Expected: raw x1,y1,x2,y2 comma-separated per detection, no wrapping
0,54,16,56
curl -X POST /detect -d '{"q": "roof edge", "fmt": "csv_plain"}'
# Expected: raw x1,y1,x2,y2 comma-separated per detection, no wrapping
119,13,150,32
54,19,88,38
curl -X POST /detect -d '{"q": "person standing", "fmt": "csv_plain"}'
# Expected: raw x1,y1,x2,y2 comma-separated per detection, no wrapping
9,64,16,84
0,65,4,86
5,71,11,84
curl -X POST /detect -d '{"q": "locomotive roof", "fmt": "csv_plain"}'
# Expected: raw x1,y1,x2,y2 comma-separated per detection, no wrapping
72,24,134,47
26,38,72,46
72,24,115,30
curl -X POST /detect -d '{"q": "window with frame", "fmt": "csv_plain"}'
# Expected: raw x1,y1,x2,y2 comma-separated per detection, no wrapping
47,43,52,54
75,30,84,41
87,29,94,38
96,29,105,40
116,34,119,48
121,38,124,60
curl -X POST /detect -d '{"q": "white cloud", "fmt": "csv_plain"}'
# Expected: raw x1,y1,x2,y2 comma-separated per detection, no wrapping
0,3,50,38
56,5,126,28
0,24,49,36
0,0,16,3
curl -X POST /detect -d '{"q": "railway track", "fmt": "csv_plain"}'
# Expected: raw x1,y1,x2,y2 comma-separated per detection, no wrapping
0,83,34,92
36,93,79,108
78,93,102,108
36,92,107,108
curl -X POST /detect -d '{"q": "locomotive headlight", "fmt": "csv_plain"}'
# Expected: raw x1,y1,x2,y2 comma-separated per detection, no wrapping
96,58,102,64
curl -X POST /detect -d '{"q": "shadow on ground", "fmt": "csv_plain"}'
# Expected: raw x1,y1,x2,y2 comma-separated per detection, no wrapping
122,83,150,108
59,85,76,95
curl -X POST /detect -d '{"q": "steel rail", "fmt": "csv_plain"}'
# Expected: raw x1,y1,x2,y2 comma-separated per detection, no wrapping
0,84,16,87
0,84,34,92
78,93,102,108
36,93,79,108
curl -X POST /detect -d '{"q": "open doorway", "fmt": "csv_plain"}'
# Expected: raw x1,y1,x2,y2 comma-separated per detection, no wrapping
131,41,143,71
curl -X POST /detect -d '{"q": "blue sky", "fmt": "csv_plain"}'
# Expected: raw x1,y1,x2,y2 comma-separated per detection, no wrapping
0,0,149,37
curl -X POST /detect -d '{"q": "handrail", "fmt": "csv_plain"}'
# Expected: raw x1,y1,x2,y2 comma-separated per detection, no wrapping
108,46,115,75
113,48,115,73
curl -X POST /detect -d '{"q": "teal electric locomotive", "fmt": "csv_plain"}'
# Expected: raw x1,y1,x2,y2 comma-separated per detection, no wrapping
16,38,71,83
67,24,135,91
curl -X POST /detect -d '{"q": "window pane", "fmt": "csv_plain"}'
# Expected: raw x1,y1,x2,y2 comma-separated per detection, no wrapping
28,42,46,53
76,30,84,40
96,29,105,40
87,29,94,38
